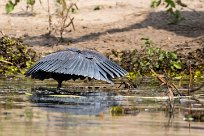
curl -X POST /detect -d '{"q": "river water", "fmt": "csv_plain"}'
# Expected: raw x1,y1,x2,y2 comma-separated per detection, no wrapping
0,79,204,136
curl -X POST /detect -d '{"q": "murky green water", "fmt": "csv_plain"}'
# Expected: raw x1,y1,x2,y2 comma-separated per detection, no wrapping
0,79,204,136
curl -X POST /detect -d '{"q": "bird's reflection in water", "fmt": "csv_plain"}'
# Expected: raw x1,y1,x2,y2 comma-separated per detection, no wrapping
30,87,122,115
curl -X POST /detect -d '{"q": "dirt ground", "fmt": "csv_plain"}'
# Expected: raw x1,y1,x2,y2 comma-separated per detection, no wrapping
0,0,204,55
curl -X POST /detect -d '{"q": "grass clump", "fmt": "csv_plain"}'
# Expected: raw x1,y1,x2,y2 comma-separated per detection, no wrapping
0,35,38,77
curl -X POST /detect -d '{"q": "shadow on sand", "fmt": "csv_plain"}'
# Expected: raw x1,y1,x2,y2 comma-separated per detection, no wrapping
23,11,204,46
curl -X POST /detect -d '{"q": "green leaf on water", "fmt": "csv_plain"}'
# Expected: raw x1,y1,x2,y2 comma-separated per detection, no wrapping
5,1,15,14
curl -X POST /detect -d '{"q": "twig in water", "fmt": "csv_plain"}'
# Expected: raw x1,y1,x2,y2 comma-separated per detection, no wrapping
151,69,181,115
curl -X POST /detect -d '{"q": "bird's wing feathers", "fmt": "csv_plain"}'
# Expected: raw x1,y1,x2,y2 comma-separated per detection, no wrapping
26,48,127,83
81,50,127,76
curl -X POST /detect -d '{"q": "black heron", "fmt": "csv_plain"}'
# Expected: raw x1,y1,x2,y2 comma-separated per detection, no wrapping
25,48,127,89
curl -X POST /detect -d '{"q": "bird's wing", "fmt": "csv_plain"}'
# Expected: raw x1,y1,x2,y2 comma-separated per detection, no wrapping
79,50,127,81
26,48,127,84
82,50,127,76
25,50,75,76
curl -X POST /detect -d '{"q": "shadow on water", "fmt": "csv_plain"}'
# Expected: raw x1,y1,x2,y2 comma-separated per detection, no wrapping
23,11,204,46
30,90,121,115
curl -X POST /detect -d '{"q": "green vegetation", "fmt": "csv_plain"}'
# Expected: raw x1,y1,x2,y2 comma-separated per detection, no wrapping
0,35,38,76
110,106,123,116
125,38,182,73
109,38,179,73
110,106,140,116
107,38,204,86
151,0,187,24
5,1,15,14
5,0,36,14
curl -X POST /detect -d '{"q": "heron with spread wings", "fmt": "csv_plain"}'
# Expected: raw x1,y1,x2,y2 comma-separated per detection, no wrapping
26,48,127,89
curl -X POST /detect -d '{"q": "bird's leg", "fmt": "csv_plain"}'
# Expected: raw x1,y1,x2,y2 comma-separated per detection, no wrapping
57,80,62,90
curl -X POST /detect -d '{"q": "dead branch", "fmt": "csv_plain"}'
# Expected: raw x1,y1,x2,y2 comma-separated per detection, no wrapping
0,30,5,36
